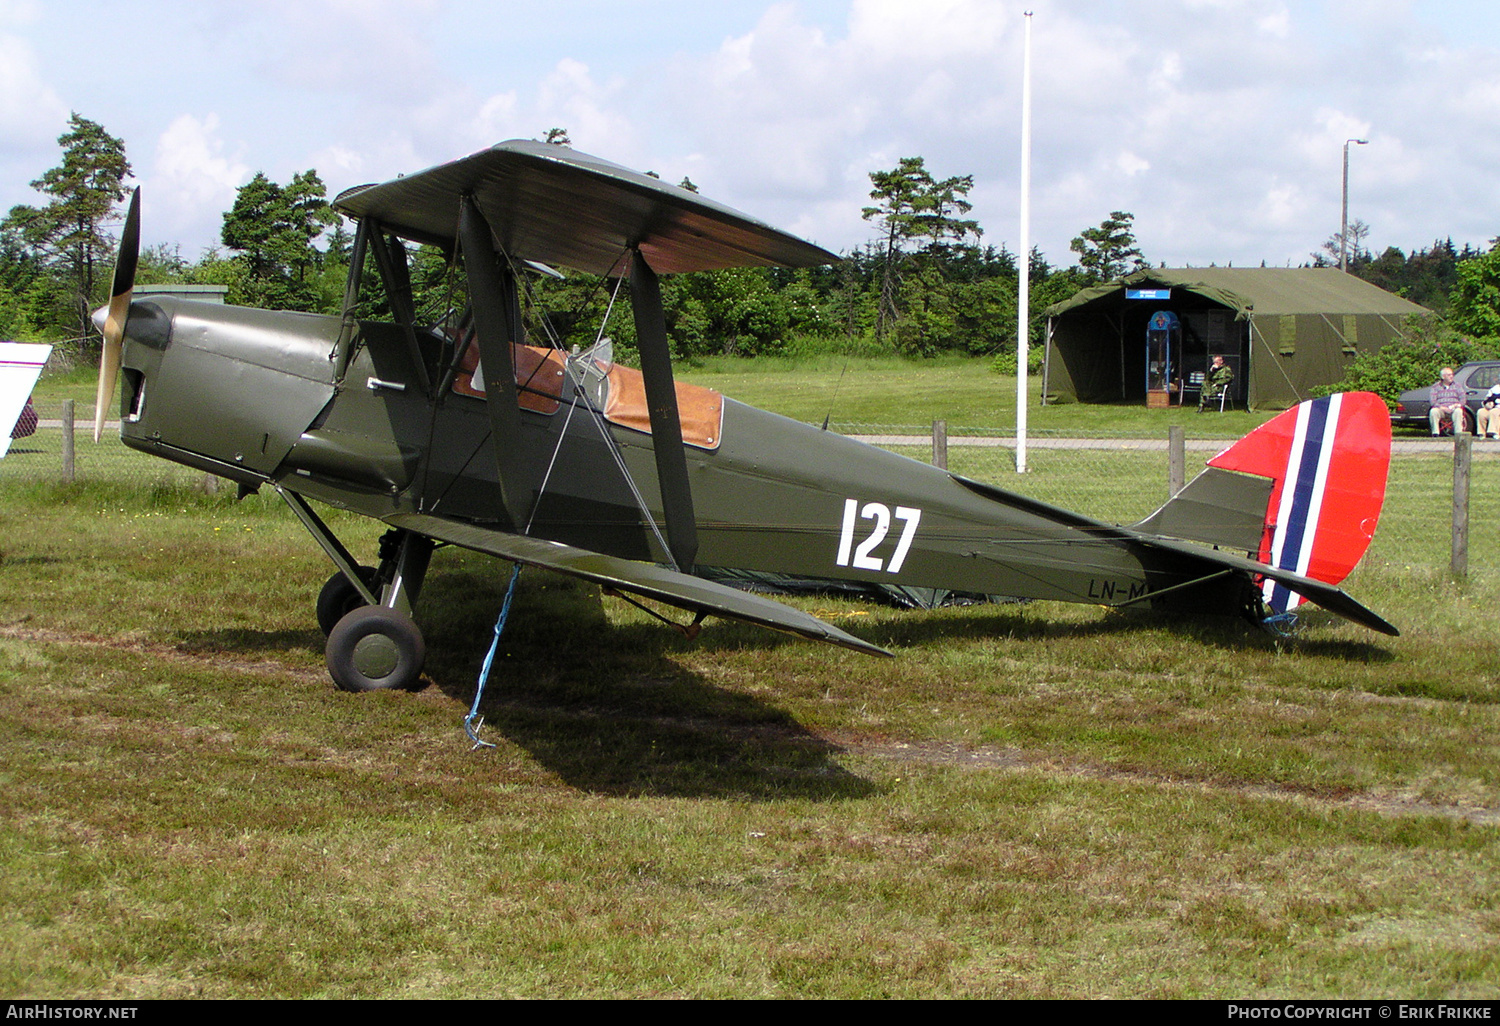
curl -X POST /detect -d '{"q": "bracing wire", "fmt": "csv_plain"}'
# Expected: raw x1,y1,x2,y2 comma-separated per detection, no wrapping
513,261,677,568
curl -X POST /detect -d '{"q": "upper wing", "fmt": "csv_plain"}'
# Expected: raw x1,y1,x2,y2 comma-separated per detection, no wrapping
332,140,838,275
0,344,51,459
384,512,891,658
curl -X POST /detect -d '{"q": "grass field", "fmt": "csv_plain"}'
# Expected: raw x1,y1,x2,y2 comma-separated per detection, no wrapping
1,358,1497,998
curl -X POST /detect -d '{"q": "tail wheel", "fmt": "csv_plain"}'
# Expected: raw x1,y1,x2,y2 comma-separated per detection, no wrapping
315,566,381,636
326,606,426,692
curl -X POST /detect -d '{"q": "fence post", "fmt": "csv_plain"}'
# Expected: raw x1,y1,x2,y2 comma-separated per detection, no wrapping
1168,425,1185,497
60,399,75,484
932,419,948,471
1452,431,1470,579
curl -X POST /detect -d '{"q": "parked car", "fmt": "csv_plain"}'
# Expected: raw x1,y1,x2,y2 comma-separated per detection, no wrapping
1393,361,1500,433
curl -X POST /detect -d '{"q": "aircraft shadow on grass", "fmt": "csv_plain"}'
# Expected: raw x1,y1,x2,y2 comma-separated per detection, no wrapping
857,602,1396,663
182,569,879,801
177,556,1392,795
415,570,880,800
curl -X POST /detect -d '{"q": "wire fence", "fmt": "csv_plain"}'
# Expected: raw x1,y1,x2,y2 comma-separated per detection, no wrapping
4,402,1495,578
2,401,218,494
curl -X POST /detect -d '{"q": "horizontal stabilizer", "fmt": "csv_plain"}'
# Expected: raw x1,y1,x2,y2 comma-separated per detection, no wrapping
385,513,892,657
1129,530,1398,636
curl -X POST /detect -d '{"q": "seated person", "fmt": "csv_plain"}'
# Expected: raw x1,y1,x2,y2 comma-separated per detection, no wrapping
1477,383,1500,439
1198,355,1233,410
1428,366,1468,436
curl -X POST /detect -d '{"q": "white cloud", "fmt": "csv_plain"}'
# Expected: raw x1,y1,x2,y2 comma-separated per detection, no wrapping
846,0,1007,61
533,59,636,158
0,0,41,26
5,0,1498,270
1115,152,1151,177
309,144,367,183
0,33,66,147
473,91,522,148
1257,6,1292,37
244,0,445,98
149,114,250,251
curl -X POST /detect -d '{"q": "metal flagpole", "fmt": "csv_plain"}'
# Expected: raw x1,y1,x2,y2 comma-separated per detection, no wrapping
1015,10,1033,474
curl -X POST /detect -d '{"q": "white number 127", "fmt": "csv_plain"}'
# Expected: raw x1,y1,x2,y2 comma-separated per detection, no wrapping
835,500,921,574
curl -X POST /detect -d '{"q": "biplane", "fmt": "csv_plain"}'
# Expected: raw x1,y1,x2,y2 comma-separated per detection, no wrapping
92,140,1396,692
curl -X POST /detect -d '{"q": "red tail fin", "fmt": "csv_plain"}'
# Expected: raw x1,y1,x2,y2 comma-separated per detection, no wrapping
1208,392,1390,612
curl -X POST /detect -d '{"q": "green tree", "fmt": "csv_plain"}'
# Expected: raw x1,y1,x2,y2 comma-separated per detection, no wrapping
184,247,247,299
138,242,189,284
1314,316,1494,409
1355,238,1464,313
664,267,790,357
220,170,338,311
1069,210,1145,283
2,113,132,344
1449,240,1500,340
0,219,50,340
861,157,980,347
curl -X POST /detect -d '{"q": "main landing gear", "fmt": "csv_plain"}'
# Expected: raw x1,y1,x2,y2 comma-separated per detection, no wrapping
276,486,434,692
325,604,426,692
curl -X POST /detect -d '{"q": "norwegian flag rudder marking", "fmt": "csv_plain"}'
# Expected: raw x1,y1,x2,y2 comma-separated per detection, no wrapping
1206,391,1390,616
1263,394,1340,612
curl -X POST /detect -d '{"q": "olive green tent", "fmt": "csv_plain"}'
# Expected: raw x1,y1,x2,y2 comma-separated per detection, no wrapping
1042,267,1430,409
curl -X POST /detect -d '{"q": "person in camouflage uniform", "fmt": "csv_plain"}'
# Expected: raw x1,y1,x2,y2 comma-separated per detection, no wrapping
1199,355,1233,411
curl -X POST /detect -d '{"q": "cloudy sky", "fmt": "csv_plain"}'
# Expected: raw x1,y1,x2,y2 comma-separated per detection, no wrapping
2,0,1496,270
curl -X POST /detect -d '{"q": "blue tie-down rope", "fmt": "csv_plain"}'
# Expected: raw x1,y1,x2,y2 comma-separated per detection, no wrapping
1261,610,1300,637
464,563,522,750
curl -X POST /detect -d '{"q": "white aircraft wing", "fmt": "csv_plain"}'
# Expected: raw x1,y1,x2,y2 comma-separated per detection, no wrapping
0,343,52,459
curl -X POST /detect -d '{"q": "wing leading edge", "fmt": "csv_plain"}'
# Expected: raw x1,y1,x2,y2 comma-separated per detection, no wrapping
384,513,892,658
333,140,838,275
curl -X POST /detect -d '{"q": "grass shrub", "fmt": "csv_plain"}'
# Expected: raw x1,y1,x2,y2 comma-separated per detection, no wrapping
1313,316,1498,409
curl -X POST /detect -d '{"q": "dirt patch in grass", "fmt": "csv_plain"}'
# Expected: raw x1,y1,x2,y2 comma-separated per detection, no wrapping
8,621,1493,829
0,622,330,686
830,731,1500,827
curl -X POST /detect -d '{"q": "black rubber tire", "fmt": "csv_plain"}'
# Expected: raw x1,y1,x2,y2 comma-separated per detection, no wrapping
316,566,381,637
325,606,426,692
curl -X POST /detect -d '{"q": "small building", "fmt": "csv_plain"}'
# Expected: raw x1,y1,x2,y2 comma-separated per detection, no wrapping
135,284,229,304
1042,267,1430,409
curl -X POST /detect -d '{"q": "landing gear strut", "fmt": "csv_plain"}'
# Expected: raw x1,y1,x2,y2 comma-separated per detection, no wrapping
316,565,380,636
274,486,435,691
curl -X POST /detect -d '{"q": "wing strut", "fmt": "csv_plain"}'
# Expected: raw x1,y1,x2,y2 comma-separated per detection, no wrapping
458,195,528,531
332,218,370,384
629,249,698,573
367,225,432,396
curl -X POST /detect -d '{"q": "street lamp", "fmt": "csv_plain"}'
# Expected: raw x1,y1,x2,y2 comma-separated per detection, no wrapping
1341,138,1368,272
